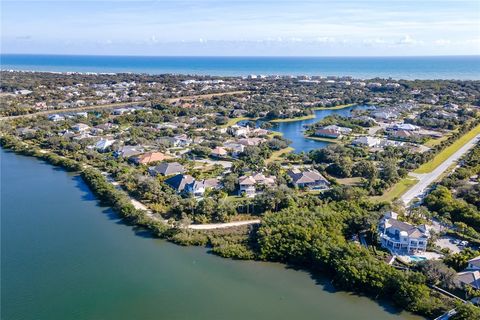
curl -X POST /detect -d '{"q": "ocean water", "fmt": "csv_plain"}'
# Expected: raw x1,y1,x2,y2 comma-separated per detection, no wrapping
1,54,479,80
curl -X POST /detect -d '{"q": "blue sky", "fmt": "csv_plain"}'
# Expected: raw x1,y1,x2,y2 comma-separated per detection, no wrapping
1,0,480,56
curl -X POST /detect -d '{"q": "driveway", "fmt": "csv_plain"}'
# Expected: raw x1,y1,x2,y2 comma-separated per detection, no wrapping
435,236,461,254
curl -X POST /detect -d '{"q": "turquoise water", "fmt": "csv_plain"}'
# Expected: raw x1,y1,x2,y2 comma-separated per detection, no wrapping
2,54,479,80
1,149,423,320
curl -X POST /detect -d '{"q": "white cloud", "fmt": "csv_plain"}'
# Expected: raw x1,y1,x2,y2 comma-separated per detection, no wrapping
396,35,423,45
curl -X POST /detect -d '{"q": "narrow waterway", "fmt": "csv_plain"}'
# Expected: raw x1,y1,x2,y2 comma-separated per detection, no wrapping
270,105,370,152
1,149,422,320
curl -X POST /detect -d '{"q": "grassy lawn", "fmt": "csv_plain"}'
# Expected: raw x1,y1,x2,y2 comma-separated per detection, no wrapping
423,134,450,148
266,147,294,164
219,117,249,128
269,114,316,123
305,135,340,144
373,177,418,202
415,123,480,174
335,177,363,186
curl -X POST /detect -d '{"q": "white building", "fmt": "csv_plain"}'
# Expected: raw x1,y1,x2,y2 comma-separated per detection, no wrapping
352,136,381,148
378,212,430,254
238,172,276,197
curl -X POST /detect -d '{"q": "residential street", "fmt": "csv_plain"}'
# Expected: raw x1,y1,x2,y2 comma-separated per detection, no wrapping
401,134,480,205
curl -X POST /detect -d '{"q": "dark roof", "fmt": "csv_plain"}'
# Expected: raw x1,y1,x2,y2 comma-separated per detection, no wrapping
149,162,185,176
165,174,194,192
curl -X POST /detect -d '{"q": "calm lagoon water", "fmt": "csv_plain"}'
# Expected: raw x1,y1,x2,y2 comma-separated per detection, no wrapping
0,149,422,320
2,54,479,80
269,105,371,152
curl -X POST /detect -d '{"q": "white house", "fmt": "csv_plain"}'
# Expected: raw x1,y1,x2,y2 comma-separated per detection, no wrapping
94,139,115,152
377,212,430,254
352,136,381,148
48,114,65,122
238,172,276,197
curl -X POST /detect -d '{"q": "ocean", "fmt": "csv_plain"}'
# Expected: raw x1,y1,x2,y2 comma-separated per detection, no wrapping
1,54,479,80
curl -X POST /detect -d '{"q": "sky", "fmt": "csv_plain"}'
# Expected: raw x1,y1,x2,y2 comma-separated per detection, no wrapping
1,0,480,56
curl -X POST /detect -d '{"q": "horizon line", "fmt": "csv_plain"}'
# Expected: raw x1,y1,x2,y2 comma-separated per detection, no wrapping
2,53,480,59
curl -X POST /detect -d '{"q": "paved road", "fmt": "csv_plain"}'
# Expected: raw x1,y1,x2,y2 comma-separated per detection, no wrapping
401,134,480,205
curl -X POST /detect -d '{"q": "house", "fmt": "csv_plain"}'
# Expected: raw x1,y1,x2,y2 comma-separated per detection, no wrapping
455,271,480,290
388,129,416,140
377,212,430,254
228,125,250,138
324,125,352,134
211,146,228,158
238,172,276,197
223,142,245,157
287,169,330,190
315,125,352,139
71,123,90,132
185,178,220,197
238,138,264,146
172,134,192,147
114,145,144,158
73,133,94,141
132,152,171,165
390,123,419,131
48,114,65,122
352,136,381,148
165,174,195,193
16,127,37,137
148,162,185,176
112,108,130,115
314,128,341,139
372,111,399,121
467,256,480,270
94,139,115,152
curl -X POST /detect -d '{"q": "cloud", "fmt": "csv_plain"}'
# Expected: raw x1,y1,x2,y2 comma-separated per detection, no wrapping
396,35,423,45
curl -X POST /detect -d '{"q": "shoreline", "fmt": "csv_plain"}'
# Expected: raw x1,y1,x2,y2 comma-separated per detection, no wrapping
0,139,454,319
3,55,480,80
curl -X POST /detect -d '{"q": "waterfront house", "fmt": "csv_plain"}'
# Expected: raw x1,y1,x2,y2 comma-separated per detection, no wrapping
287,169,330,190
148,162,185,177
132,152,171,165
228,125,250,138
377,212,429,254
315,125,352,139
